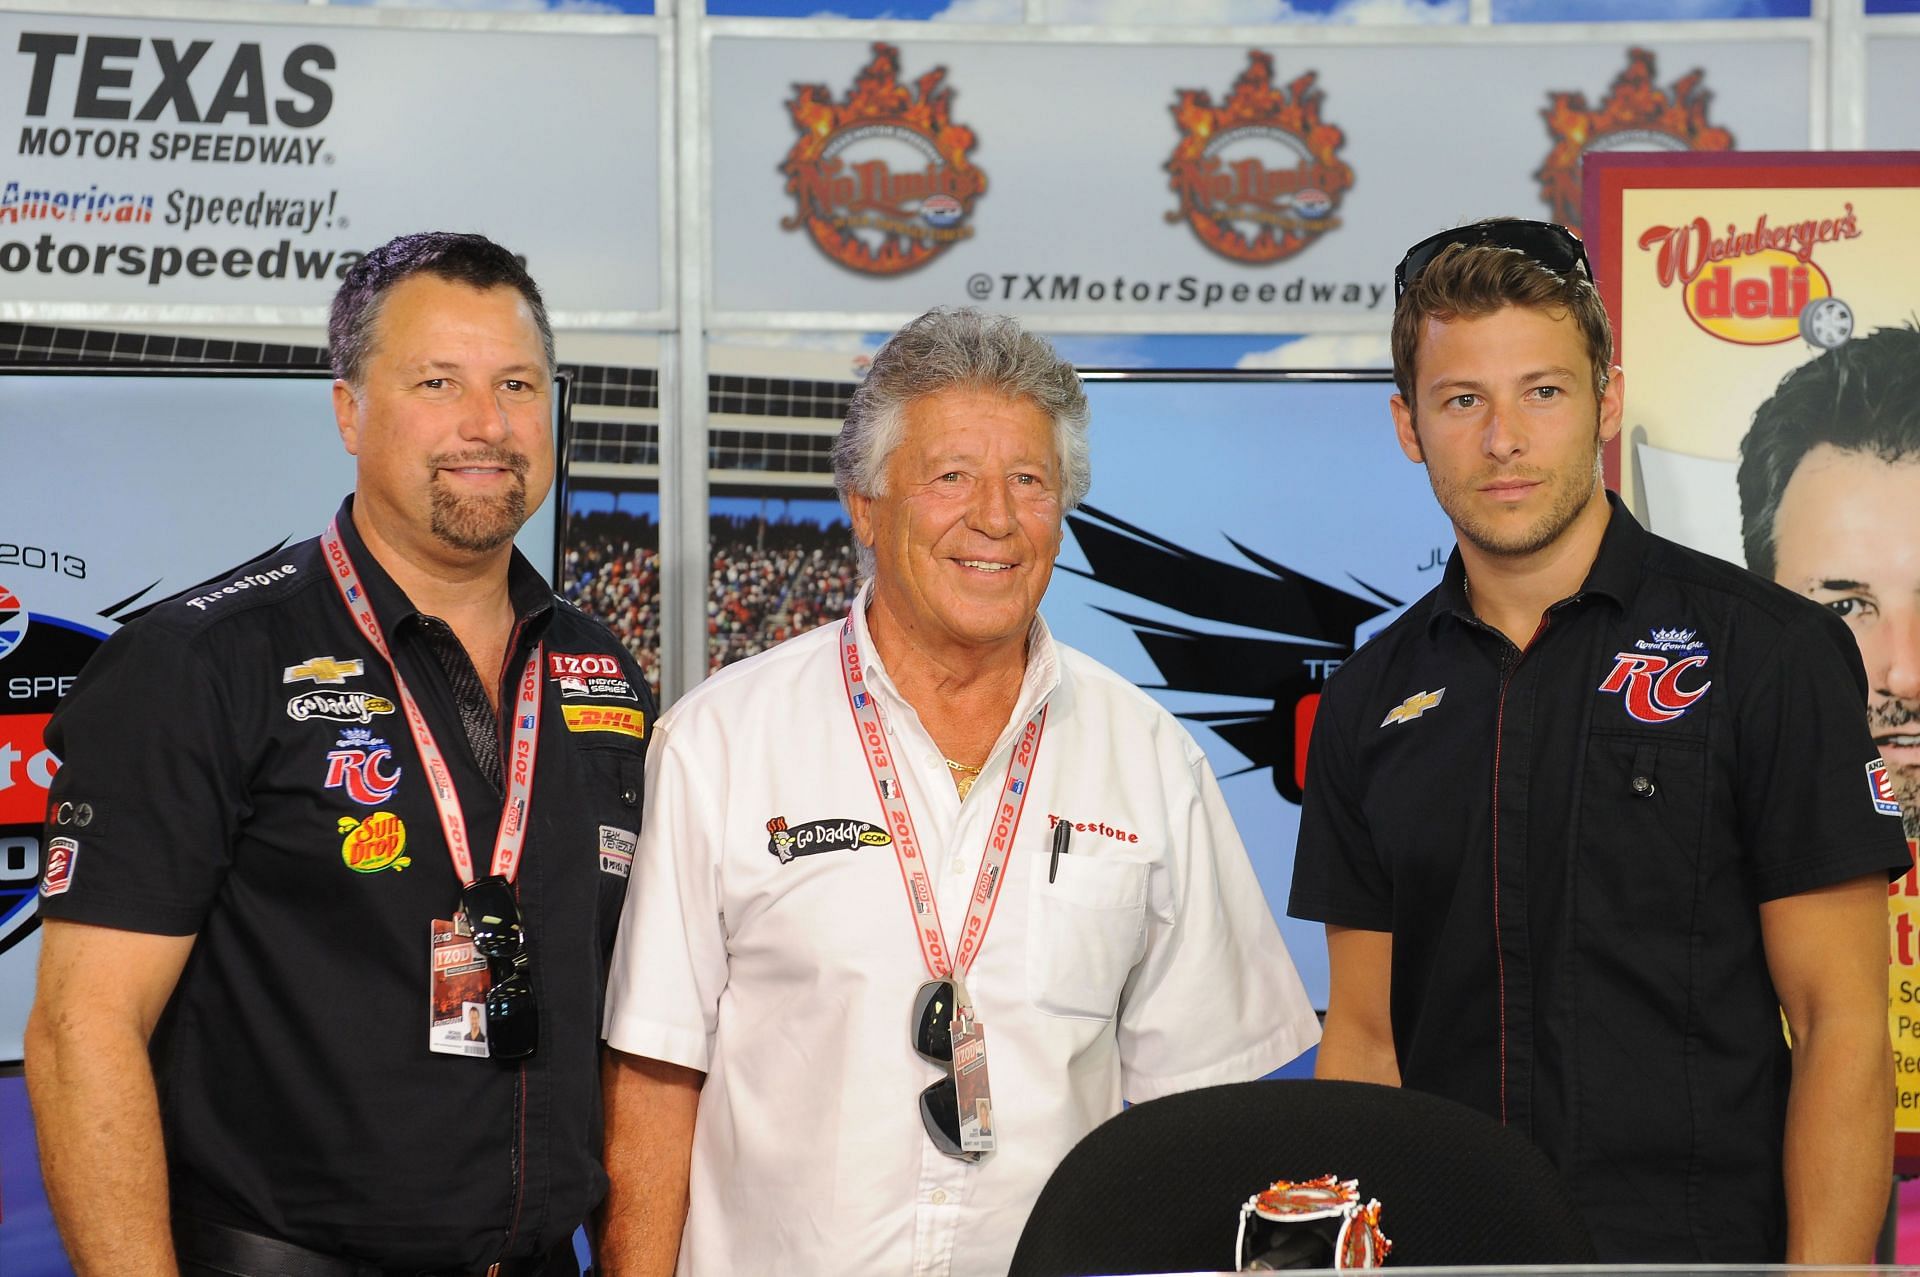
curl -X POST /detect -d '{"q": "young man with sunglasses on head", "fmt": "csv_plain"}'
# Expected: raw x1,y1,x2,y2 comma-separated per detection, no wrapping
597,308,1319,1277
26,232,653,1277
1289,219,1908,1261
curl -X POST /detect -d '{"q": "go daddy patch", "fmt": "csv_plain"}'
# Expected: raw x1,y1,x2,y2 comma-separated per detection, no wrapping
765,815,891,864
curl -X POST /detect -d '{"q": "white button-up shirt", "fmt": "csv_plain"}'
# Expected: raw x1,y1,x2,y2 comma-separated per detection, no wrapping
604,597,1319,1277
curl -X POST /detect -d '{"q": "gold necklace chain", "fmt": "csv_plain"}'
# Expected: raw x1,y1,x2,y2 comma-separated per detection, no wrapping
946,757,983,800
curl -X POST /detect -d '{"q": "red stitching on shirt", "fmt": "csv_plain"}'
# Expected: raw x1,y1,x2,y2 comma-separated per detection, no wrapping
1490,614,1551,1129
1492,677,1511,1126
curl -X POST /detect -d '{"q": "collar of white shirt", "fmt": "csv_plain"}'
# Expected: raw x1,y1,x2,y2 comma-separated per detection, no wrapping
846,580,1063,771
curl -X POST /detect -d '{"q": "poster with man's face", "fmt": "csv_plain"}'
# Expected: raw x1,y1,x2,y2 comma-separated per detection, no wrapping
1589,150,1920,1154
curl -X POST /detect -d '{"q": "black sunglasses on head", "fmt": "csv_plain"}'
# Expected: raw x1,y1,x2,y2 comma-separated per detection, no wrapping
1394,219,1592,300
463,875,538,1061
911,978,979,1162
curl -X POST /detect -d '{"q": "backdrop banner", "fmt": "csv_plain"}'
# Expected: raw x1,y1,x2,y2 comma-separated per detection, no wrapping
1587,148,1920,1159
708,35,1813,327
0,12,662,321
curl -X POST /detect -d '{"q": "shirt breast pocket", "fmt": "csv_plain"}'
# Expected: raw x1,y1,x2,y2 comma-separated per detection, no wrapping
580,743,644,946
1580,733,1708,933
1025,852,1150,1021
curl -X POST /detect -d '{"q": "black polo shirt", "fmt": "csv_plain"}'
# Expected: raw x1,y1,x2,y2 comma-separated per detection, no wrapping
38,499,654,1271
1289,495,1908,1261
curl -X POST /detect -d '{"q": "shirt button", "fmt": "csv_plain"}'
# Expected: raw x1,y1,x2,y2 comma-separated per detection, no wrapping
930,1189,949,1205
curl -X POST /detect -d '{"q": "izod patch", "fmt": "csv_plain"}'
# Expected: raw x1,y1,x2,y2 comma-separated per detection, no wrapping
39,837,77,896
338,813,410,874
599,824,637,878
765,815,891,864
561,704,645,739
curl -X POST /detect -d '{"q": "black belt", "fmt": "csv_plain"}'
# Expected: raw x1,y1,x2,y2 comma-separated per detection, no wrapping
174,1217,579,1277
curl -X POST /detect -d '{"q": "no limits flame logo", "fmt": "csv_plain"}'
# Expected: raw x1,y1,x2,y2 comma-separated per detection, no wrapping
1535,47,1735,237
1165,51,1354,266
780,43,986,277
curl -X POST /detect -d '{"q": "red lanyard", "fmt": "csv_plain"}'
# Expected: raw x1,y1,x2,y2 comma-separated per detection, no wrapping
320,518,542,886
839,614,1047,979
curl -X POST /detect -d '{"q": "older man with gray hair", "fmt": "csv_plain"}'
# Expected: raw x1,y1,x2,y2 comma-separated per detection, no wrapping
598,308,1318,1277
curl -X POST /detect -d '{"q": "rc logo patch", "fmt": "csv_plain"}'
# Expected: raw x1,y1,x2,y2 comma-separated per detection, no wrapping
324,729,402,805
1598,641,1711,724
1380,688,1444,728
599,824,637,878
1870,759,1904,817
766,814,891,865
561,705,645,739
39,837,76,896
285,656,365,685
339,813,409,873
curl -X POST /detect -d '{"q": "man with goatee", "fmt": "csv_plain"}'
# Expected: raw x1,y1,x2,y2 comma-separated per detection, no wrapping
28,232,651,1277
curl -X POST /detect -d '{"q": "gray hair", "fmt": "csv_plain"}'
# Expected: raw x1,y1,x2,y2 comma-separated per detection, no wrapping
833,308,1091,577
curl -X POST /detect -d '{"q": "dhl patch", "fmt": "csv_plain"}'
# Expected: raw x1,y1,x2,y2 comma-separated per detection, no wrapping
561,704,645,739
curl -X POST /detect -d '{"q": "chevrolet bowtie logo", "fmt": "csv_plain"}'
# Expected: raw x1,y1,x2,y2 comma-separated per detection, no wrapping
284,656,366,685
1380,687,1445,727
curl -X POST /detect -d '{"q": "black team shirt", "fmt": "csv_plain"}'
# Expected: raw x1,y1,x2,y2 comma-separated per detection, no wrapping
1290,496,1909,1261
39,499,654,1271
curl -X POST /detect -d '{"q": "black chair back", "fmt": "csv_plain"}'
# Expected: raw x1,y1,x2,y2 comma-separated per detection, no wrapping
1009,1078,1596,1275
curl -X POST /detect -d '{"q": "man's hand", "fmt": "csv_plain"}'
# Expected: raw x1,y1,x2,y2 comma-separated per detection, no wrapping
1763,872,1896,1263
25,918,195,1276
597,1048,704,1277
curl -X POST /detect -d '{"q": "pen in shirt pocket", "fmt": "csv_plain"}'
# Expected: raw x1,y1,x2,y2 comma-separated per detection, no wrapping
1049,820,1070,884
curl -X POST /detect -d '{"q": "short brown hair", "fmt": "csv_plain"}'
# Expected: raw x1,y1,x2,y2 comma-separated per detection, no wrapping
329,231,553,388
1390,239,1613,410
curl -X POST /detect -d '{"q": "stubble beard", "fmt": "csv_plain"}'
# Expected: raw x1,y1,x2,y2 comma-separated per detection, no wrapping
428,449,530,554
1429,419,1604,560
1873,696,1920,842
